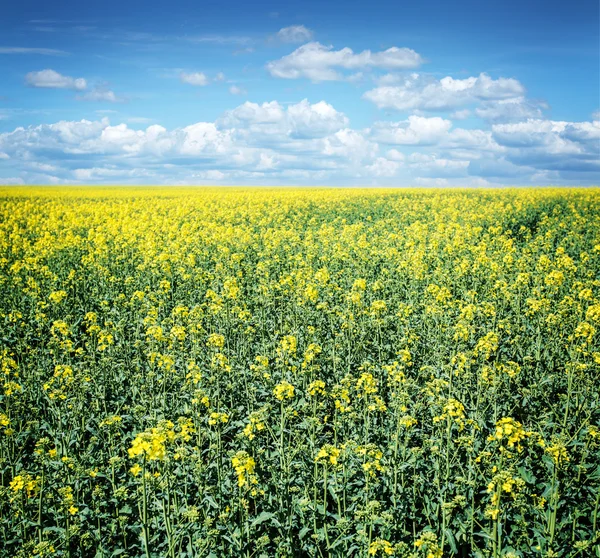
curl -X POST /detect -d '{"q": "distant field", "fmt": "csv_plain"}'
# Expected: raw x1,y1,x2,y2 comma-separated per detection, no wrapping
0,187,599,557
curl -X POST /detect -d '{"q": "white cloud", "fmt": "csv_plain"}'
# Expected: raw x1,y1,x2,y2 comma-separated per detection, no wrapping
220,99,349,139
267,42,423,81
276,25,313,43
27,162,58,172
0,47,68,55
492,119,572,147
375,73,404,85
444,128,504,153
322,128,378,161
451,109,471,120
0,177,25,185
491,119,600,172
180,72,209,86
1,102,597,186
386,149,405,161
407,152,470,176
77,88,125,103
192,170,226,181
475,97,547,122
215,72,226,82
366,157,401,177
25,69,86,90
370,115,453,145
229,85,247,95
363,73,524,111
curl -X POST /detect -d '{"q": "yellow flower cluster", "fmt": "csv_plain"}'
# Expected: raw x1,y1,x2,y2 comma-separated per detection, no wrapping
243,414,265,440
489,417,531,451
433,398,466,430
545,441,570,466
43,365,75,400
315,444,341,466
307,379,326,397
278,335,297,356
356,372,378,397
9,473,39,498
231,451,257,488
208,412,229,426
368,538,394,556
273,381,295,401
128,420,177,461
207,333,225,348
356,444,384,478
414,531,443,558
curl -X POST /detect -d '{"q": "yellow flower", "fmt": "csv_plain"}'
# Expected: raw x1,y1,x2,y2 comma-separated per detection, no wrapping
128,420,176,461
208,412,229,426
243,414,265,440
307,380,326,397
414,531,442,558
489,417,530,450
130,464,142,476
231,451,257,488
545,441,570,466
398,415,418,429
10,475,25,492
273,381,295,401
368,539,394,556
48,290,67,304
10,473,39,498
353,278,367,291
278,335,297,355
315,444,341,466
356,372,378,397
207,333,225,348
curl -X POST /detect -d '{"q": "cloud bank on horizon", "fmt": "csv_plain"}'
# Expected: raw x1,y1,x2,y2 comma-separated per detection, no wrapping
0,0,598,186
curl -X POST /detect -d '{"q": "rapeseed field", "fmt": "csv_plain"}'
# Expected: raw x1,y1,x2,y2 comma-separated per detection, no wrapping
0,187,599,557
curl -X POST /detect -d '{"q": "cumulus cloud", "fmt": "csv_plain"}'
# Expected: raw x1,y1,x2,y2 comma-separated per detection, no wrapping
25,69,86,90
366,157,401,177
386,149,405,161
322,128,378,161
1,101,597,186
363,73,524,111
492,119,600,172
475,97,547,123
219,99,349,140
180,72,209,86
370,115,453,145
443,128,504,153
267,42,423,81
276,25,313,43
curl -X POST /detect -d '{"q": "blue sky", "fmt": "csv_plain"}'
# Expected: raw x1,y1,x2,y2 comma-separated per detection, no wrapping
0,0,598,185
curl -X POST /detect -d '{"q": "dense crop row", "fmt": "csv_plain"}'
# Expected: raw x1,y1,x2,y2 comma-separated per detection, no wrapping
0,187,599,557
